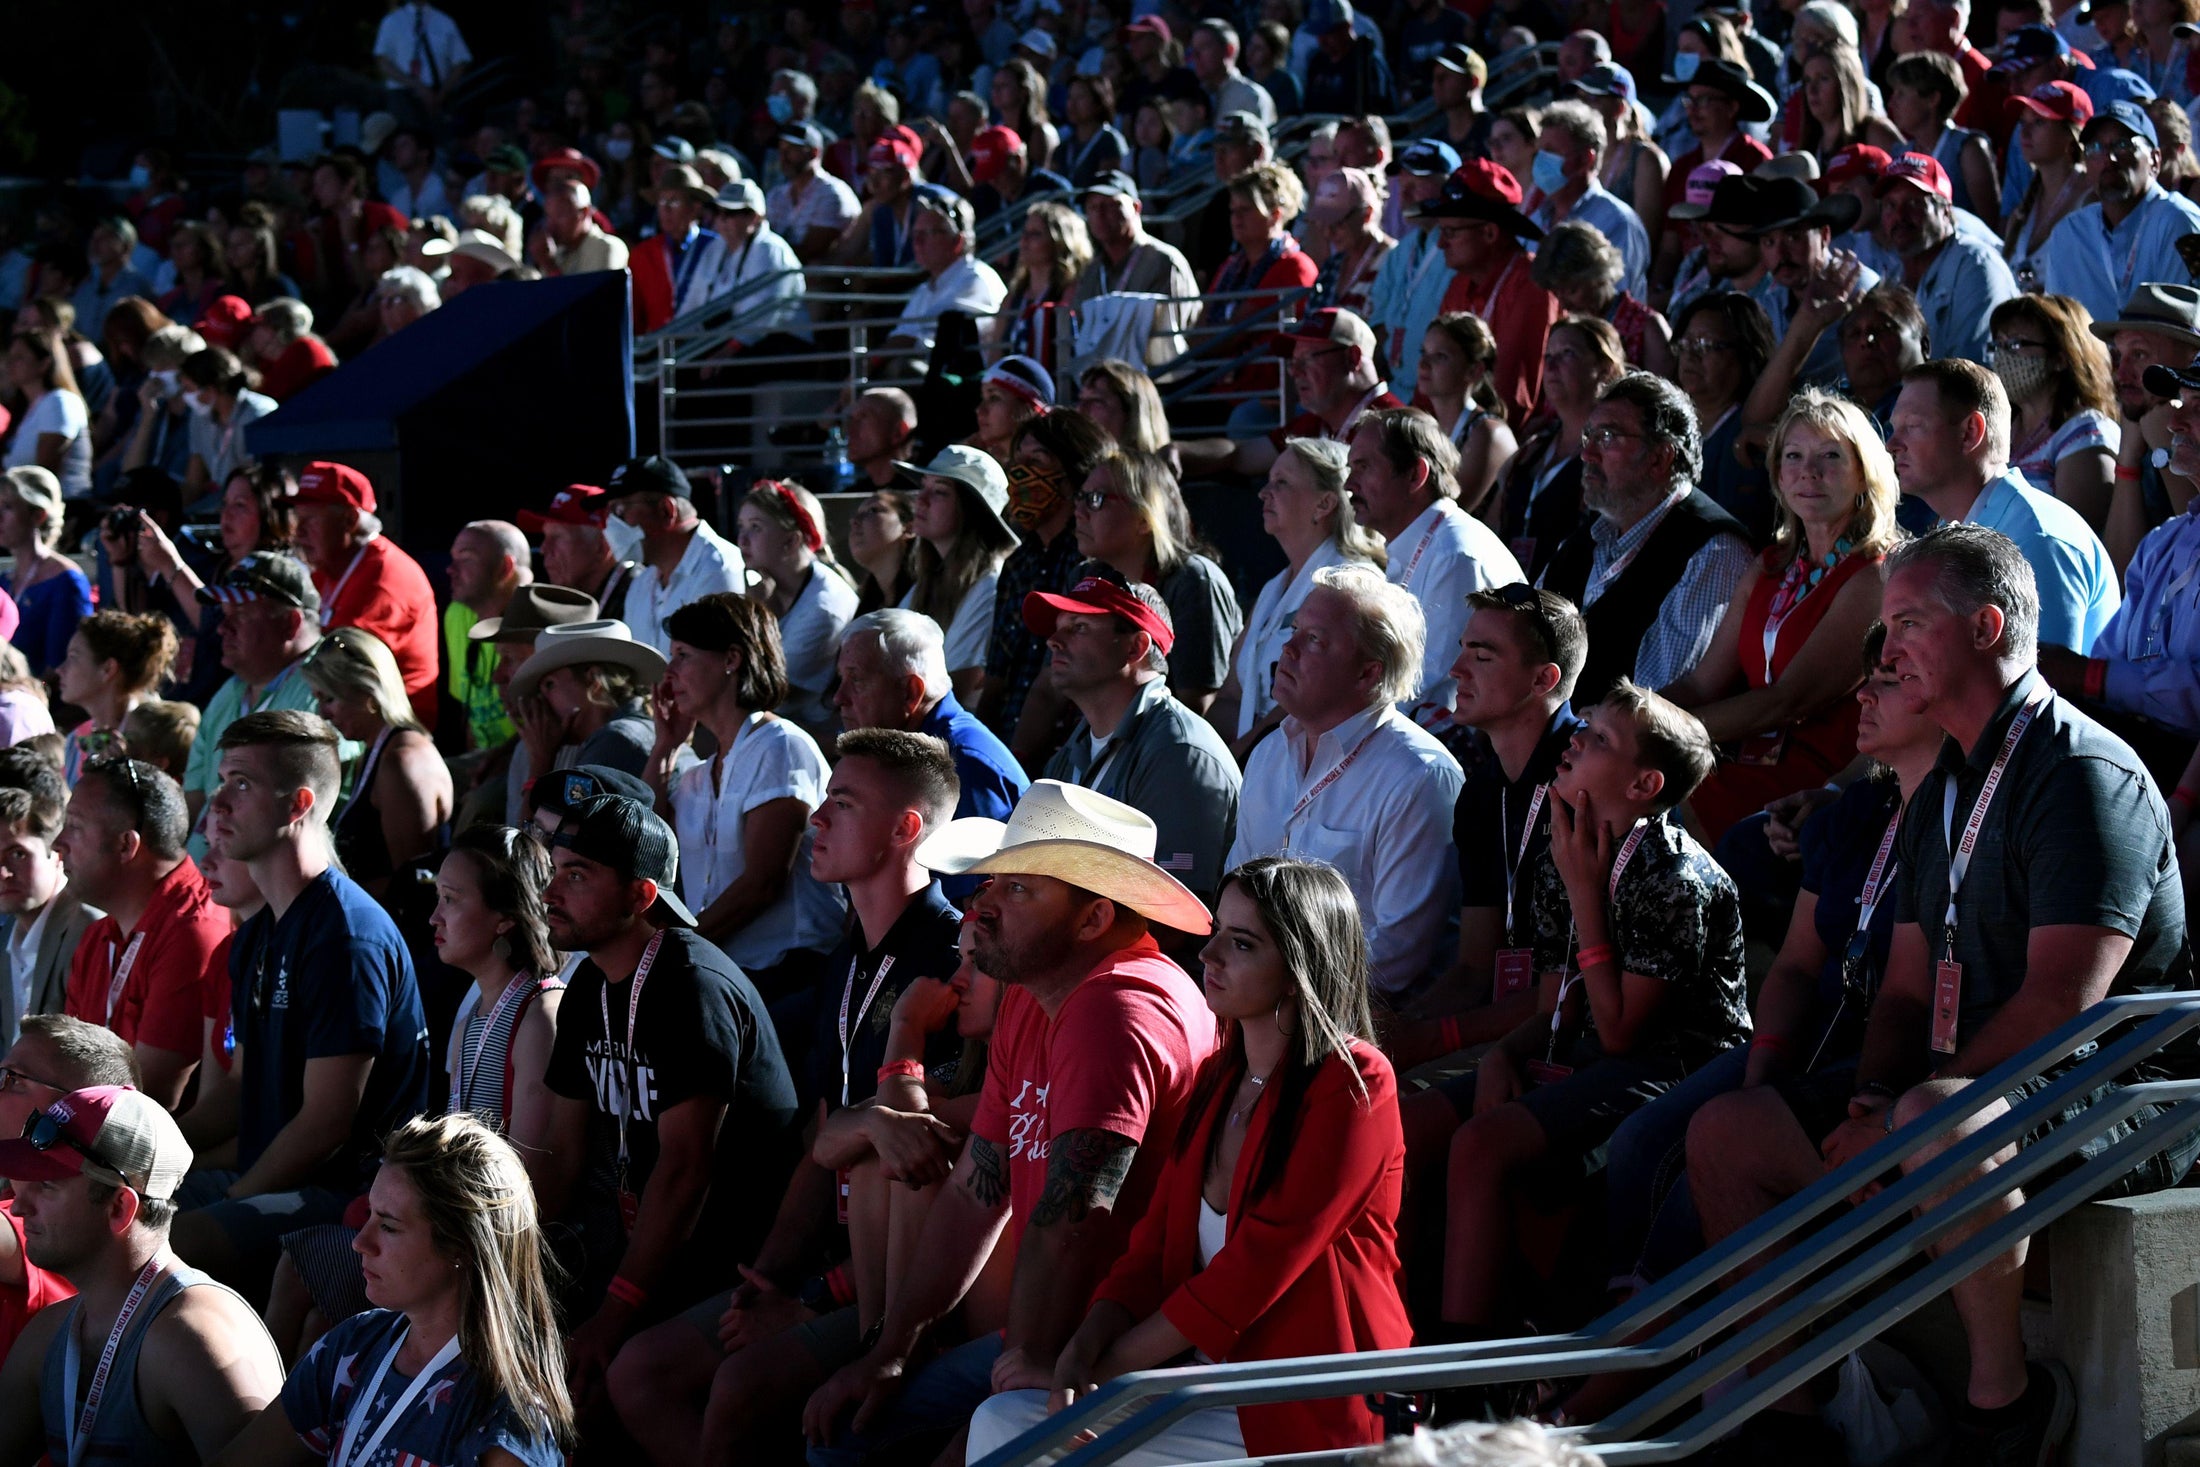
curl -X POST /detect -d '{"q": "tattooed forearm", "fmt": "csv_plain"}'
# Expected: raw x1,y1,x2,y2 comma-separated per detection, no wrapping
1029,1128,1136,1227
964,1134,1009,1209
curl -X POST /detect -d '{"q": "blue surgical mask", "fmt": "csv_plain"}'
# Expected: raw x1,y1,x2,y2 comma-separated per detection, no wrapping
1532,149,1570,195
128,164,152,190
767,93,795,124
1673,51,1702,81
604,137,634,162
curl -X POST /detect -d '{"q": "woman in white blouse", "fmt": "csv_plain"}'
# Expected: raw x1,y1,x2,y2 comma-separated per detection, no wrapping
645,592,846,997
3,329,92,499
735,479,859,742
1212,437,1385,761
901,445,1017,703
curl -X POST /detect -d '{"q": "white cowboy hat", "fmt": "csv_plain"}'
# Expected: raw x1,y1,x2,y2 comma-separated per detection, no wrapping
916,781,1213,934
509,620,668,701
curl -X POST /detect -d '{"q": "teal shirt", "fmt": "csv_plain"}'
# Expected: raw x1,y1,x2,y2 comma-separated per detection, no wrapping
184,661,322,862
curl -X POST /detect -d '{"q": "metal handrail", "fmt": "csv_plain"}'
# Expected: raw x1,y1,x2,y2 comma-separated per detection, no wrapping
971,994,2200,1467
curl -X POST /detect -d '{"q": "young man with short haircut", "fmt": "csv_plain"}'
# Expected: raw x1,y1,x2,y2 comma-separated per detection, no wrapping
171,711,429,1287
540,794,800,1422
0,778,95,1046
55,759,229,1109
1437,680,1749,1336
0,1085,286,1463
608,730,966,1465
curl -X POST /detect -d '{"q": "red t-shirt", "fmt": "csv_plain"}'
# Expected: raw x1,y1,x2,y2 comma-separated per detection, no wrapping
971,936,1218,1254
0,1204,70,1363
258,335,337,401
1439,250,1559,427
1270,388,1404,453
317,535,441,727
64,860,229,1059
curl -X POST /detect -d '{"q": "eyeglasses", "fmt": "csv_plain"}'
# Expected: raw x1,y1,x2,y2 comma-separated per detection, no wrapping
1989,336,2051,359
2084,135,2147,160
1076,489,1124,512
19,1109,130,1190
1673,337,1737,359
86,754,145,810
0,1065,61,1096
306,635,371,667
1583,424,1646,448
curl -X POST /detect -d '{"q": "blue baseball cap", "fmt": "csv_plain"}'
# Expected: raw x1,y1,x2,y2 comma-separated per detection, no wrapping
1308,0,1354,32
2083,66,2158,110
2084,97,2160,148
1389,138,1462,177
1569,62,1638,104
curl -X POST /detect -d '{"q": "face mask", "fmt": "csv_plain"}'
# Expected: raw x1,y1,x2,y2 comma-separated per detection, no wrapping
604,137,634,162
1673,52,1702,81
128,164,152,190
185,392,215,418
1005,460,1068,528
1532,149,1570,195
767,93,795,124
151,369,178,394
1994,353,2054,403
603,511,645,560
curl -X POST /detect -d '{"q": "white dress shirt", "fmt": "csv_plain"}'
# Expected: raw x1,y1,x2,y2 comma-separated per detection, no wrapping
624,519,748,656
896,254,1008,352
714,224,812,344
1226,702,1464,996
778,563,861,735
1386,498,1524,727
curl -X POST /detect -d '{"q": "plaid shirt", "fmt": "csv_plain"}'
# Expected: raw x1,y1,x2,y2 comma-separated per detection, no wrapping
1582,495,1754,691
984,524,1085,737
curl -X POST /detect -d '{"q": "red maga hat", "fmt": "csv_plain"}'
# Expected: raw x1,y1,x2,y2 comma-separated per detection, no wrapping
294,461,376,514
517,484,611,533
1023,574,1176,654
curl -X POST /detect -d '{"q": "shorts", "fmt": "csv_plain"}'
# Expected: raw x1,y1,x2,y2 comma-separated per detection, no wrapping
2006,1057,2200,1199
1517,1052,1689,1166
676,1292,868,1371
280,1223,372,1325
176,1168,352,1263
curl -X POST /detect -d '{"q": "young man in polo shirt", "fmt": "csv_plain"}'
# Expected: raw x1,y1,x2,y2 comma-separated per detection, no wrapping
171,711,429,1289
1688,525,2191,1464
54,760,228,1109
608,732,964,1464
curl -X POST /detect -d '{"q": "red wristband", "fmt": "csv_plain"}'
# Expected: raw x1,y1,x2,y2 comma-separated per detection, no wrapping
2083,657,2107,702
1575,943,1616,973
825,1264,854,1307
876,1059,927,1084
2116,464,2143,482
1752,1033,1794,1059
2175,785,2197,807
1439,1014,1465,1052
605,1275,648,1308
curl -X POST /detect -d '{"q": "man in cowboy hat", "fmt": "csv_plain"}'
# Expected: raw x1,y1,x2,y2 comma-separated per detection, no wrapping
632,162,727,333
802,783,1217,1466
1418,161,1554,426
1743,176,1878,387
508,621,665,825
1665,169,1785,328
419,227,519,298
522,486,637,623
2087,283,2200,552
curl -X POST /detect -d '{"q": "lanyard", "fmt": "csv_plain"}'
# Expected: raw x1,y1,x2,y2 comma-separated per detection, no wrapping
1938,697,2043,953
318,545,369,628
332,1324,464,1467
1331,384,1387,442
1758,553,1837,682
337,726,395,828
1584,485,1689,606
1550,820,1652,1044
669,227,711,300
1286,722,1385,830
1478,253,1520,321
838,954,897,1107
1399,507,1446,585
62,1259,163,1467
1527,441,1574,507
457,972,535,1116
597,931,666,1171
103,931,148,1028
1854,809,1902,938
1499,782,1549,944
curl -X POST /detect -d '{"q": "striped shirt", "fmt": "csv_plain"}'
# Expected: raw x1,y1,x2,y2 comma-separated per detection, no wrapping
447,972,564,1124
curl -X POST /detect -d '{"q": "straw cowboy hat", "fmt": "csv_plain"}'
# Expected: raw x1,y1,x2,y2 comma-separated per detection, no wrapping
509,620,667,701
915,780,1214,934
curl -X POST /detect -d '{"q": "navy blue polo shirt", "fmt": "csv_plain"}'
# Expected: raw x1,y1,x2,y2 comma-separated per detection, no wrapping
804,882,965,1111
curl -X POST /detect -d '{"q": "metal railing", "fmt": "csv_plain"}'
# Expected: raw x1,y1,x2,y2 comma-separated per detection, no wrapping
972,993,2200,1467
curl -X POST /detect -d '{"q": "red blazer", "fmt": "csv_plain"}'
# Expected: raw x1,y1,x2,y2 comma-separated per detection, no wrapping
1092,1039,1411,1457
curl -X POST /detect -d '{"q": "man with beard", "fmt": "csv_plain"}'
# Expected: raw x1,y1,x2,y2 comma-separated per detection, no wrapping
0,1086,284,1464
539,794,798,1425
800,783,1215,1467
2087,284,2200,562
1875,153,2018,366
2040,101,2200,324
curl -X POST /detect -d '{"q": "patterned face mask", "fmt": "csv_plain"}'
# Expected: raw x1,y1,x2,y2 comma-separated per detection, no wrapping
1993,353,2053,404
1006,460,1068,528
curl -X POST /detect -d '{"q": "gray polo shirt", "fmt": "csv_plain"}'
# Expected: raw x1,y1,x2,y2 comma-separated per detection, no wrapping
1044,677,1242,902
1894,671,2189,1049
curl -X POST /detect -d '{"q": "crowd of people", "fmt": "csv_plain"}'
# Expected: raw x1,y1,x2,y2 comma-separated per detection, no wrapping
0,0,2198,1465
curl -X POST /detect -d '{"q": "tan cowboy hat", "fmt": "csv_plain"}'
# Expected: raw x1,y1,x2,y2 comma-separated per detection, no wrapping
915,781,1213,934
509,620,667,700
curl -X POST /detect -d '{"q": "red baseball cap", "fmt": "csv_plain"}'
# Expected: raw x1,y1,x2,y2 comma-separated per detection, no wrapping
517,484,611,533
531,146,602,193
295,461,376,514
1123,15,1171,41
868,126,923,172
970,125,1026,186
196,294,255,350
0,1086,192,1201
1023,574,1177,654
2010,80,2093,125
1822,145,1891,185
1878,151,1952,201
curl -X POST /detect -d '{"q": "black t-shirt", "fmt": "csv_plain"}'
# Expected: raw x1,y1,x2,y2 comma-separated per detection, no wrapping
1797,774,1907,1064
1893,673,2191,1049
1453,703,1588,947
545,926,801,1260
804,883,966,1111
230,870,430,1195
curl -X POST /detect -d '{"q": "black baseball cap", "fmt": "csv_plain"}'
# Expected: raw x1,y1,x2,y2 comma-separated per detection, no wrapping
536,764,657,818
1082,169,1141,203
554,794,697,927
606,455,691,501
777,122,826,151
195,551,322,614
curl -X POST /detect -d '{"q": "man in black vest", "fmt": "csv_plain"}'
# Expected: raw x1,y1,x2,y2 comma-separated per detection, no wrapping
1538,373,1755,704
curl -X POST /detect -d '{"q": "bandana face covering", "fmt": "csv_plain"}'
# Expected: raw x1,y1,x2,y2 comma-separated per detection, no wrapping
1006,460,1068,529
1993,353,2054,404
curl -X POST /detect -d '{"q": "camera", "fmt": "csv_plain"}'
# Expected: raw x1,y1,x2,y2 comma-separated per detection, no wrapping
105,507,141,539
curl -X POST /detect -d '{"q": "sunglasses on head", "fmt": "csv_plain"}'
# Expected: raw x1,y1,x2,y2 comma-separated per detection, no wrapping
19,1109,130,1190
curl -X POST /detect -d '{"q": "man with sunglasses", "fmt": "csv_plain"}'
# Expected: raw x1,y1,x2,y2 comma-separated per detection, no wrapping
55,759,228,1111
0,1085,285,1466
2040,101,2200,325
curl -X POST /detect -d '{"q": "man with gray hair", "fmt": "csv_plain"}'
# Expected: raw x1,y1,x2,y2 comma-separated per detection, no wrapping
1026,574,1241,904
541,178,629,276
833,609,1028,825
888,184,1005,357
1227,563,1465,999
1530,100,1649,297
1687,522,2189,1465
373,264,440,336
1539,373,1754,703
445,519,532,750
1347,406,1523,727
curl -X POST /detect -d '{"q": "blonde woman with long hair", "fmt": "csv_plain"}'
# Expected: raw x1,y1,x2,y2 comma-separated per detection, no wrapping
1076,450,1245,713
302,623,452,900
994,200,1092,365
1797,40,1903,166
222,1113,574,1466
1663,387,1903,838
